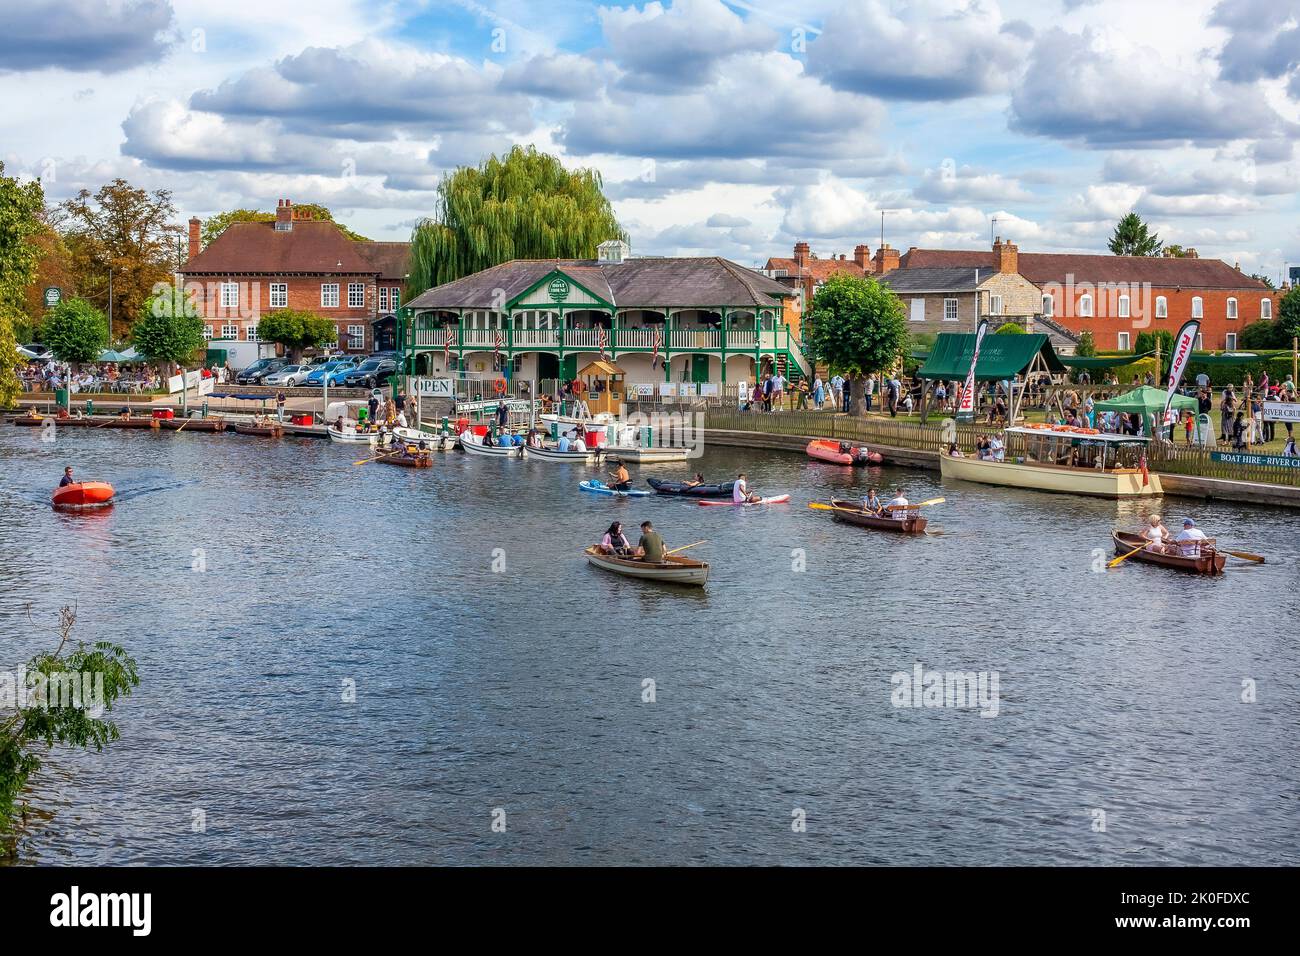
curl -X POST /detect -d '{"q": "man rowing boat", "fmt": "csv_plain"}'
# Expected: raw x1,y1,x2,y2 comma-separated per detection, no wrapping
884,487,909,520
861,487,883,515
1173,518,1208,556
635,520,666,562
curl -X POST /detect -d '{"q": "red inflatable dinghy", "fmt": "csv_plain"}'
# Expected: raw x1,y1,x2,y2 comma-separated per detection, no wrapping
806,439,883,466
52,481,115,510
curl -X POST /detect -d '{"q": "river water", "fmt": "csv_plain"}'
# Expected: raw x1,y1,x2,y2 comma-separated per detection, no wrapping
1,423,1296,865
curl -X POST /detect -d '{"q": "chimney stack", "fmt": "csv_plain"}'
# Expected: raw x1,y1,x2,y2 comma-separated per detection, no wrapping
873,243,900,274
993,236,1018,274
275,198,294,231
793,241,810,266
853,243,871,271
187,216,201,261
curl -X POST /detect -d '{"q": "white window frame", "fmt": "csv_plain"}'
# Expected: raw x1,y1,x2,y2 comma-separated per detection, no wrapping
219,282,239,309
1261,298,1272,319
245,325,259,342
1225,332,1237,350
1195,333,1204,350
1041,294,1053,318
1155,296,1167,318
321,283,340,308
378,287,389,312
909,298,925,323
202,325,213,341
1117,331,1131,351
1226,297,1238,319
1191,296,1203,318
220,323,238,340
943,298,959,322
1078,294,1093,318
348,283,365,308
269,283,288,309
347,325,365,349
990,294,1003,315
390,287,400,309
1118,294,1130,319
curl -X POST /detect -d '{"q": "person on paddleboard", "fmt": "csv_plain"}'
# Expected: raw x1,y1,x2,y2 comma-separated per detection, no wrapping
609,460,631,491
60,466,75,487
733,473,761,504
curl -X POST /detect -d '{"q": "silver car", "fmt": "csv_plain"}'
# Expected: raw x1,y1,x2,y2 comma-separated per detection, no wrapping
264,364,313,386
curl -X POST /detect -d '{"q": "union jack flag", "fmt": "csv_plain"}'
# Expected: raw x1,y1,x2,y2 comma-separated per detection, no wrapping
443,326,454,366
494,329,504,367
597,324,608,361
651,326,663,369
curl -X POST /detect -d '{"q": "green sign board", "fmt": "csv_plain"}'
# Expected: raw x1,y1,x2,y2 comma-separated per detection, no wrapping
547,278,570,302
1210,451,1300,469
43,287,61,308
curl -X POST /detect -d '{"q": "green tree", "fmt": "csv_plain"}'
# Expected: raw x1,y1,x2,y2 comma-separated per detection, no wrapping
130,286,207,371
1,606,139,837
0,162,46,406
410,146,625,293
994,321,1025,334
42,297,108,365
201,204,369,248
257,309,337,363
804,274,908,415
1075,330,1097,357
1278,286,1300,342
1250,273,1276,290
60,179,181,338
1108,212,1162,256
1163,244,1188,258
1239,319,1289,350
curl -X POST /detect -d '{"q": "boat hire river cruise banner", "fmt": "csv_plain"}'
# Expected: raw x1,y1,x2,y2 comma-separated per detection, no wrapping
1163,319,1200,424
957,319,989,422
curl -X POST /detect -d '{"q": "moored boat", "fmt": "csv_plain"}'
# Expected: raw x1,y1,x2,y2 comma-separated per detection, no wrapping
806,439,884,466
327,424,379,445
232,422,284,437
52,481,115,510
459,427,524,458
391,426,455,450
159,417,226,432
827,498,927,534
647,477,735,497
1112,530,1225,575
583,546,709,587
523,442,602,463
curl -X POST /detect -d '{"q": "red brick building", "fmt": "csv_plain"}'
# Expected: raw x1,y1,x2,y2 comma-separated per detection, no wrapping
764,240,898,335
179,200,409,353
899,243,1278,351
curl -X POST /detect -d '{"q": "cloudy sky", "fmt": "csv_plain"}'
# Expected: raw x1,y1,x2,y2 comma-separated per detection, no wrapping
2,0,1298,278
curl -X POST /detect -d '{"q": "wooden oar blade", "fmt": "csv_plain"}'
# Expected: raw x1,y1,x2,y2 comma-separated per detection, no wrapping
1225,550,1265,563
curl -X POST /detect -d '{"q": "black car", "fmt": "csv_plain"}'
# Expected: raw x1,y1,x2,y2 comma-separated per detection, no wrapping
235,358,285,385
340,358,397,388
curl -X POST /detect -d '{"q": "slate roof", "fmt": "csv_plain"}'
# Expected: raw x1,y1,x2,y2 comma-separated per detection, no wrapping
763,256,869,281
182,220,393,275
405,257,792,311
877,266,991,293
898,248,1268,291
355,241,411,280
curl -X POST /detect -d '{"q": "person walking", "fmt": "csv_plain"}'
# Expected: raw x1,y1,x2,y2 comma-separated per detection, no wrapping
812,376,824,410
275,390,287,422
830,374,844,411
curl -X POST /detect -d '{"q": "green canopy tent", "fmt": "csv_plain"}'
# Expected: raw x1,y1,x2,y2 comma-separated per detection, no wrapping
98,349,131,362
1093,385,1197,437
916,332,1066,422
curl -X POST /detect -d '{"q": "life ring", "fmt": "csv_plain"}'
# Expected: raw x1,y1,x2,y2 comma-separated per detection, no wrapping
492,378,507,395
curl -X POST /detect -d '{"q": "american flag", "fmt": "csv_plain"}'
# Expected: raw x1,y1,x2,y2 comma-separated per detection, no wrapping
494,329,504,367
651,326,663,369
443,326,454,365
597,324,608,361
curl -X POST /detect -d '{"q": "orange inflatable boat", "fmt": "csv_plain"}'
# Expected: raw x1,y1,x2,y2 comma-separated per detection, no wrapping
52,481,115,510
806,439,884,466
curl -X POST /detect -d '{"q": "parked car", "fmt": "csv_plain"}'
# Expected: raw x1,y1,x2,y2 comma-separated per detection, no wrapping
264,364,313,386
21,343,51,359
340,358,398,389
305,359,357,387
235,358,285,385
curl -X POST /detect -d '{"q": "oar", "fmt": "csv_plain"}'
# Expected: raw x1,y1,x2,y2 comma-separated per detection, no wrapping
808,502,872,515
353,452,395,466
884,496,946,510
665,540,706,556
174,416,190,433
1108,543,1146,568
1224,549,1265,564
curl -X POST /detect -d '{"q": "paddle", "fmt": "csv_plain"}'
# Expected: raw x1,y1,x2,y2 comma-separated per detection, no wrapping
353,452,394,466
665,540,706,556
808,502,872,515
1108,543,1146,568
1224,550,1265,564
884,497,946,511
174,416,190,433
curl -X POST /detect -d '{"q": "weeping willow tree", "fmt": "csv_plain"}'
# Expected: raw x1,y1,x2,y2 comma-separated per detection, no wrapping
409,146,625,293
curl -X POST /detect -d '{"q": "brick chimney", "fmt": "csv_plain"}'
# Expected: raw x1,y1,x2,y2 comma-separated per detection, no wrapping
275,198,293,231
1186,248,1198,259
993,236,1018,274
873,243,900,274
793,241,810,266
187,216,200,261
853,243,871,271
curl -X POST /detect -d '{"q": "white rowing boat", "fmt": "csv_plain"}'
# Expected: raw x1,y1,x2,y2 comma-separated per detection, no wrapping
327,425,378,445
390,426,455,451
583,546,709,587
524,443,602,463
458,429,523,458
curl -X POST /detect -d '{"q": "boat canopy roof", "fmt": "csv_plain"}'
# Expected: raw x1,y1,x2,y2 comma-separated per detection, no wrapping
917,333,1066,380
1006,426,1151,443
1059,351,1155,369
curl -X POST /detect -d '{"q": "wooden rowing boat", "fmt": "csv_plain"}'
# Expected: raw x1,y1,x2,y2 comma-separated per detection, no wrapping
376,452,432,468
159,417,226,432
1112,530,1226,575
233,422,284,437
828,498,927,534
583,546,709,586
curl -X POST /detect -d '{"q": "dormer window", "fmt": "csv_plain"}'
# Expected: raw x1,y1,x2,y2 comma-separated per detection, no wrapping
598,239,630,264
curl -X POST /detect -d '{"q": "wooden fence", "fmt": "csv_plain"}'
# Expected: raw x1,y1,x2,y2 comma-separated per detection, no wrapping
1146,442,1300,487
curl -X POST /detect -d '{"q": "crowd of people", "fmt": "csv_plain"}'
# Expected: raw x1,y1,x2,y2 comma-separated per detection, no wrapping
20,361,163,394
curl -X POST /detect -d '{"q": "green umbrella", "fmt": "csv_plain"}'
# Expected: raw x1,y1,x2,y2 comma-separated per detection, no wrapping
98,349,130,362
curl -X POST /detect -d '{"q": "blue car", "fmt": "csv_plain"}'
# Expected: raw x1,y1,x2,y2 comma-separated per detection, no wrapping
305,360,356,386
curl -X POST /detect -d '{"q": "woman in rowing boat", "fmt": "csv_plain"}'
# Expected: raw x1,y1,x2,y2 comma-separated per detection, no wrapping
1140,514,1172,552
861,487,883,515
598,521,633,556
